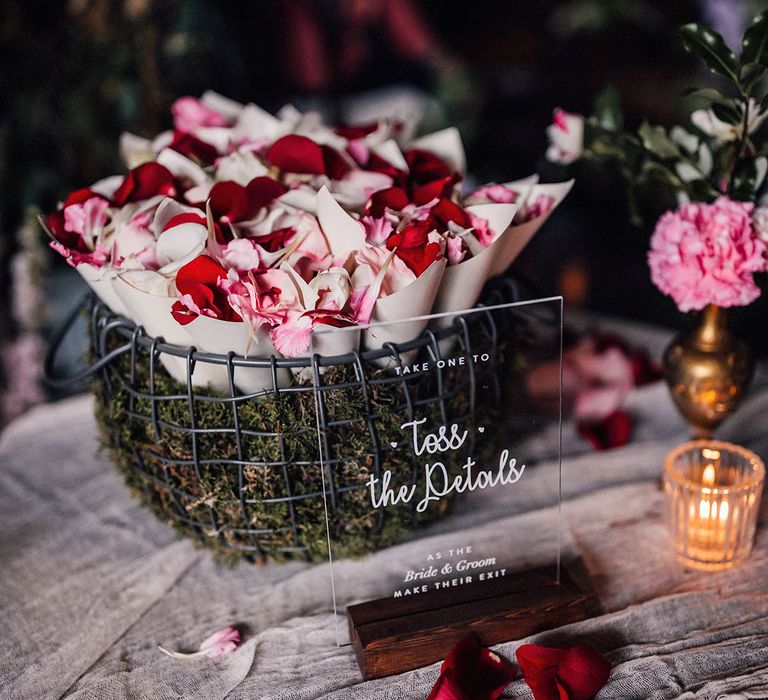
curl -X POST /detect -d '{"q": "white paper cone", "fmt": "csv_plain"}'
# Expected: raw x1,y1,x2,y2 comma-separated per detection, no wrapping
462,174,537,206
364,258,446,362
76,264,128,318
409,127,466,175
112,277,224,389
371,139,409,172
312,327,361,357
488,180,574,277
432,202,518,317
316,186,366,259
466,202,519,245
184,315,292,395
433,250,493,319
504,173,539,191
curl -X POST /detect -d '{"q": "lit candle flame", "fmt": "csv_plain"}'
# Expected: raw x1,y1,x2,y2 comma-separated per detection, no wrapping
720,500,729,522
699,464,717,521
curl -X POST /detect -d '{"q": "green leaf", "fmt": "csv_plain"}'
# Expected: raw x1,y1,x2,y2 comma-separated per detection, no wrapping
741,11,768,67
730,157,758,198
593,85,623,131
638,122,681,159
681,87,728,103
588,135,629,160
688,178,720,201
678,23,738,82
760,91,768,113
711,101,742,125
739,62,767,95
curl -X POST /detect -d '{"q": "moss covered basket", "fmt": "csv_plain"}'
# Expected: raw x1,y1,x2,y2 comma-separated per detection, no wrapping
88,295,519,566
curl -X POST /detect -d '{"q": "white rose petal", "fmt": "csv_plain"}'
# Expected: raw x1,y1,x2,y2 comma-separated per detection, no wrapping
156,223,207,273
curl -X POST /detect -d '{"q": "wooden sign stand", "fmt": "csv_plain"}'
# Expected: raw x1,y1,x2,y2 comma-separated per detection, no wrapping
347,561,600,680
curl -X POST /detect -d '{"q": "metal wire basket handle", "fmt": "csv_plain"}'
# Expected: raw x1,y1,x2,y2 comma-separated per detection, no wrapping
43,292,126,390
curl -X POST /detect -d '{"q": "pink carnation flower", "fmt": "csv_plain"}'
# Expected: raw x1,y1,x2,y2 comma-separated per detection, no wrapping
648,197,767,312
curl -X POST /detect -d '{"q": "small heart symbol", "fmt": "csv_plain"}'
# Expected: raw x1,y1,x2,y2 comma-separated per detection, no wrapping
390,442,398,448
478,426,485,433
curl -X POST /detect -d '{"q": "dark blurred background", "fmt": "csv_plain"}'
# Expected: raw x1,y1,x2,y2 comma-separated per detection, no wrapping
1,0,766,422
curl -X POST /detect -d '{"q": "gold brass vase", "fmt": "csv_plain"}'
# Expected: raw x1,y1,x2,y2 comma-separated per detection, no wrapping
663,305,754,437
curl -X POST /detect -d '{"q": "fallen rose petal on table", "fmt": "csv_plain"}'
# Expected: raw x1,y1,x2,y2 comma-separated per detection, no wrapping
517,643,611,700
158,626,241,660
427,636,517,700
577,409,633,451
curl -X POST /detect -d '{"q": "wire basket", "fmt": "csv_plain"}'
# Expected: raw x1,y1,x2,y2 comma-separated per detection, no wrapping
47,276,542,564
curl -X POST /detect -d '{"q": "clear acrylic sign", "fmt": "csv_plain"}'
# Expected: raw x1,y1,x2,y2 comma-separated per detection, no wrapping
311,297,563,645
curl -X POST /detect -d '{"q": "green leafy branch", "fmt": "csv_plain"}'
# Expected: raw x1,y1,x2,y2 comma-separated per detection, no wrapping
578,11,768,224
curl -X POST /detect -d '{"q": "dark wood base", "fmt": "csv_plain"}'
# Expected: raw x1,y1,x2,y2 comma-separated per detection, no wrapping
347,561,600,680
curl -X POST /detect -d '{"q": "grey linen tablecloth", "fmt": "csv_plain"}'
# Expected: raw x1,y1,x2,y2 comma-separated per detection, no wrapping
2,335,768,698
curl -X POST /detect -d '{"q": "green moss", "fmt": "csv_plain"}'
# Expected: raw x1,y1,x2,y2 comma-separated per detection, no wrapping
93,334,505,566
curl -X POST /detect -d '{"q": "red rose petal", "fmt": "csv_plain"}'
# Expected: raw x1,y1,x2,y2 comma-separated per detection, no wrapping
577,409,632,451
427,669,466,700
405,147,454,184
386,219,443,276
266,134,325,174
366,186,410,217
176,255,228,292
170,130,219,166
244,176,288,212
413,176,455,205
209,181,250,223
112,163,177,206
171,299,197,325
556,646,612,700
174,256,242,324
366,151,407,184
45,211,83,251
46,190,110,252
64,187,103,207
391,221,430,249
163,212,207,231
321,144,351,180
334,123,379,140
430,198,471,229
629,350,662,386
526,667,562,700
208,177,286,239
251,226,296,253
428,636,517,700
517,644,610,700
517,644,568,699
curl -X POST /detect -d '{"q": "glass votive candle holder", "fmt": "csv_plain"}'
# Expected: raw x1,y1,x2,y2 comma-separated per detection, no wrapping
663,440,764,571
